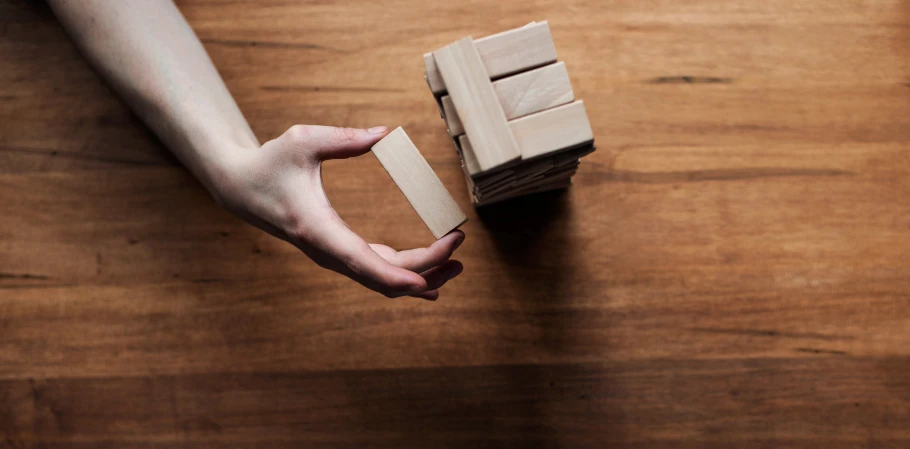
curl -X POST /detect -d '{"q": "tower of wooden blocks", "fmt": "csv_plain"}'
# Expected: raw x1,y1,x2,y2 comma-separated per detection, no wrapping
425,21,595,206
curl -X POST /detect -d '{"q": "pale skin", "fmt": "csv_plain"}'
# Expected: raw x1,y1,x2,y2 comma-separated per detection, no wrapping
48,0,465,300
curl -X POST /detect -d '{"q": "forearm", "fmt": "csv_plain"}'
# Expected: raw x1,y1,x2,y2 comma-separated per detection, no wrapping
48,0,466,298
48,0,258,193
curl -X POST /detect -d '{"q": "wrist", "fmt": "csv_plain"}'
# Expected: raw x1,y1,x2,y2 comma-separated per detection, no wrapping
192,141,256,208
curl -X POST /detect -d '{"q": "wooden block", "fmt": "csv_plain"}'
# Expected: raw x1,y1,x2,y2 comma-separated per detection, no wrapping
427,22,590,204
477,164,579,199
458,134,484,176
458,100,594,176
474,162,553,194
476,177,573,206
476,160,580,196
470,143,595,190
442,62,574,136
510,100,594,160
481,174,573,201
371,127,468,239
425,21,558,95
434,37,521,173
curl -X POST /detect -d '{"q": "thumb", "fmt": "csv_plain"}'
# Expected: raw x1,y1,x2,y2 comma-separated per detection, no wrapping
298,125,390,160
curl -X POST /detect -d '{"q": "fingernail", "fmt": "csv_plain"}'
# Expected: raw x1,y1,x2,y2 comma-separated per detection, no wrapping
453,234,465,250
368,126,388,134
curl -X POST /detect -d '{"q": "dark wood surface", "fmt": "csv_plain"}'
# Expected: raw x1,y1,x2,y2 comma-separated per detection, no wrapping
2,0,910,447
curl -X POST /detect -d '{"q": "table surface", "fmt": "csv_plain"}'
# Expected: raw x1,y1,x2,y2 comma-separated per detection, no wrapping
2,0,909,447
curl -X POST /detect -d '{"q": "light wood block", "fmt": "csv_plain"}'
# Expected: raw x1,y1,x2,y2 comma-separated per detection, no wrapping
442,62,574,136
510,100,594,160
425,21,558,95
458,132,501,176
459,100,594,176
371,127,467,239
434,37,521,173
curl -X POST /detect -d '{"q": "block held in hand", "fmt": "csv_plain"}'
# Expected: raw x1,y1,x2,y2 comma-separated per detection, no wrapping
370,127,468,239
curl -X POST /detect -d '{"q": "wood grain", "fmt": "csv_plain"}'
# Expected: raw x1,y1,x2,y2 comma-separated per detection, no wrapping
434,37,522,173
2,0,910,447
371,127,467,239
425,21,558,95
441,61,575,136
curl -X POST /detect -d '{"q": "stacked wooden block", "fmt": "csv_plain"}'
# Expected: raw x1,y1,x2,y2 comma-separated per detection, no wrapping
425,21,595,206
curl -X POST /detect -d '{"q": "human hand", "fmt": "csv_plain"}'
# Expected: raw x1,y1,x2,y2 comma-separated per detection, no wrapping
211,125,465,300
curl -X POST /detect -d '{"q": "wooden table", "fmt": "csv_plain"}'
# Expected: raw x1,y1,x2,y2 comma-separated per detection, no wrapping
2,0,909,447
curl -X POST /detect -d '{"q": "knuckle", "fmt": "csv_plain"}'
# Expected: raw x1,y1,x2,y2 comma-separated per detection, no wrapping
337,247,366,276
286,124,311,142
285,217,311,245
341,254,359,274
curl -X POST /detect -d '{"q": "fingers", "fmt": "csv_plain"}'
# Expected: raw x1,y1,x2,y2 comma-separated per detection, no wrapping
404,259,464,301
366,231,466,300
341,241,430,297
294,206,428,297
421,260,464,291
372,230,465,273
300,216,429,297
402,261,462,301
327,235,465,300
412,290,439,301
284,124,390,161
